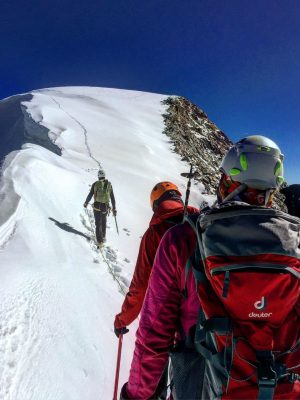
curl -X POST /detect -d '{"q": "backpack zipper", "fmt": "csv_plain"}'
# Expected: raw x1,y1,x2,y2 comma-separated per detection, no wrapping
211,264,291,275
211,264,293,299
222,270,230,298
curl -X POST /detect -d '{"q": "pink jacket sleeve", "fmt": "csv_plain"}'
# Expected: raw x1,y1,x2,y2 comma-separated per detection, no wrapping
126,224,197,399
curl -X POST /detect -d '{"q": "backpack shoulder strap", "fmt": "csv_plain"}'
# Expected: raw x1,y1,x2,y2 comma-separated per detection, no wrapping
105,179,112,191
93,180,100,195
182,213,209,298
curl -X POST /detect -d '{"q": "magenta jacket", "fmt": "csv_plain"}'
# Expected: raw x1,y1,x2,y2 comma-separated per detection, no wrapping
125,221,199,399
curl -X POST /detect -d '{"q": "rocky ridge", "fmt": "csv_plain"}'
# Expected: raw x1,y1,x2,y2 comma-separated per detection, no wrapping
162,96,232,194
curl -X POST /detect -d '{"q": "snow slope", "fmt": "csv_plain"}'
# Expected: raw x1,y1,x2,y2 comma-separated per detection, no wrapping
0,87,209,400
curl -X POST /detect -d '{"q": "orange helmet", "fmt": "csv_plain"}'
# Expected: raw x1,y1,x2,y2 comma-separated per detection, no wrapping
150,181,181,210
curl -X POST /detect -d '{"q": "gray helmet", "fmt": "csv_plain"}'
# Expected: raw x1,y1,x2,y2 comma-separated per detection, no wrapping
220,135,284,190
98,170,105,179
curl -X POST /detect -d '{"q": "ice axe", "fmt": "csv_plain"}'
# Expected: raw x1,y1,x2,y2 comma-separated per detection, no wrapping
181,164,195,220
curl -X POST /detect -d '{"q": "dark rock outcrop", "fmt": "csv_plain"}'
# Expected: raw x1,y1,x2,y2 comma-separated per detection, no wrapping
162,96,232,194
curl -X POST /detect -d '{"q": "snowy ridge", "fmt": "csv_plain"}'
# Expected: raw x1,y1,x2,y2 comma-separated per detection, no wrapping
0,87,208,399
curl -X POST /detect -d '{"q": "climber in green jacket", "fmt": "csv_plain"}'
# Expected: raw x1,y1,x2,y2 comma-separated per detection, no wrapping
84,170,116,246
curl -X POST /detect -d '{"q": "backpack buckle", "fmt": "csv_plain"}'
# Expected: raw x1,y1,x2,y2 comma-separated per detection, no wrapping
257,351,277,389
289,372,300,383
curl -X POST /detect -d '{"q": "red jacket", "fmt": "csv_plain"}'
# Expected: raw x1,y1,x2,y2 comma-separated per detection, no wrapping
114,200,198,329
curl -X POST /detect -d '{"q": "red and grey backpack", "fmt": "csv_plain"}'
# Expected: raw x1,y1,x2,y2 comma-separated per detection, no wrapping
186,201,300,399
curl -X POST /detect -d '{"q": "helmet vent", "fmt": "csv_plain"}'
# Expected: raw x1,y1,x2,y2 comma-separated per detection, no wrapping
229,168,241,176
274,160,282,177
257,145,271,152
239,153,248,171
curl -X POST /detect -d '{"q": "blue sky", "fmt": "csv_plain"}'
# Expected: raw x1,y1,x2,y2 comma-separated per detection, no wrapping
1,0,299,183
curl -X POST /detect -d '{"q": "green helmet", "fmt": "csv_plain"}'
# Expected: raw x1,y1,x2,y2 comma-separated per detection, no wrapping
220,135,284,190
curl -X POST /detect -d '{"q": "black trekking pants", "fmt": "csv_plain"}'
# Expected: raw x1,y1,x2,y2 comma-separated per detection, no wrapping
169,345,205,400
93,202,108,243
151,362,168,399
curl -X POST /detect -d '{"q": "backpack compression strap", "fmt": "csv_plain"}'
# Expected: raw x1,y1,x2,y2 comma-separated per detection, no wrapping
184,214,233,387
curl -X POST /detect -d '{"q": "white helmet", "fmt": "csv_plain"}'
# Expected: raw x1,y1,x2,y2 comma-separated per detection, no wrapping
220,135,284,190
98,170,105,179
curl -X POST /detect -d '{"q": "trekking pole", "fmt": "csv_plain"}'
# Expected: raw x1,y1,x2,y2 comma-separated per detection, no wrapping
114,214,119,235
182,164,194,220
113,333,123,400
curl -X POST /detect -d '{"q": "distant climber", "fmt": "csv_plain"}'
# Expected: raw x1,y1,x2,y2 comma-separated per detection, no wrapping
84,170,116,246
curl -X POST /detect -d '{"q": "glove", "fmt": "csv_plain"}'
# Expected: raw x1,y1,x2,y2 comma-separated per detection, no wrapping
83,203,88,208
114,326,129,338
120,383,130,400
112,209,117,216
